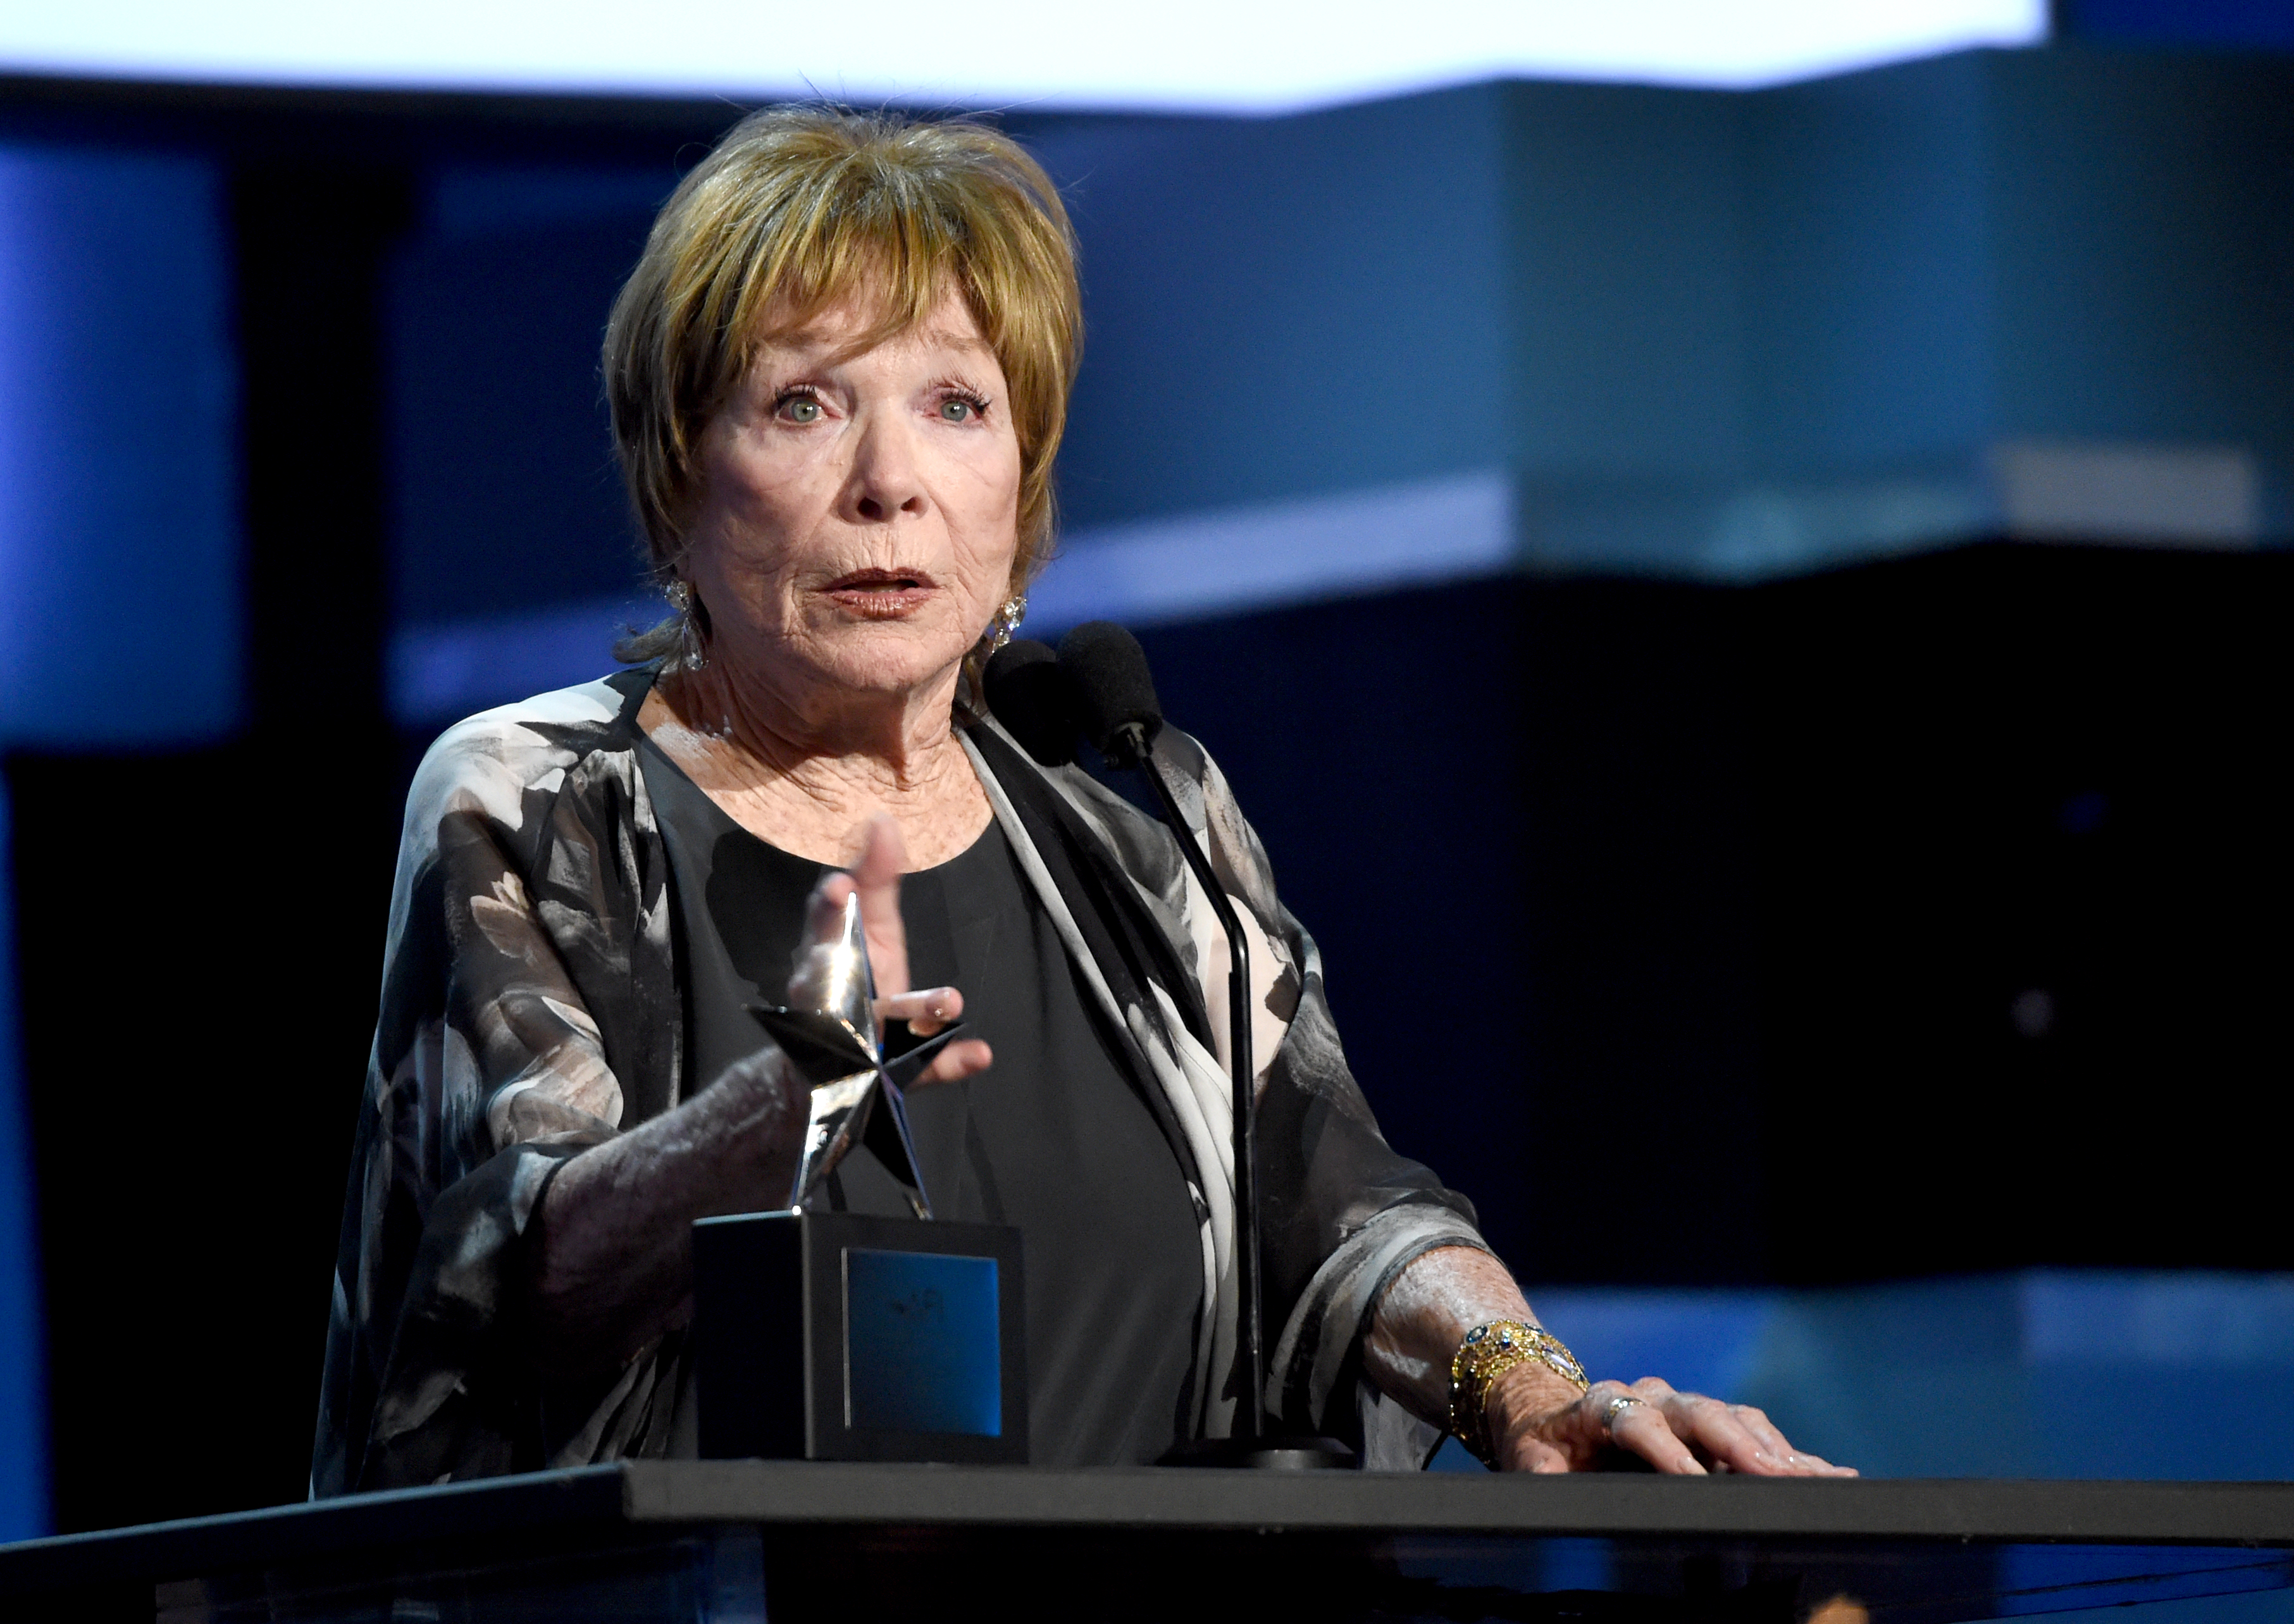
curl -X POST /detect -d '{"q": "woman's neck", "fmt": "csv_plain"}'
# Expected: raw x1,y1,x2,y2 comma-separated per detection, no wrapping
640,659,993,871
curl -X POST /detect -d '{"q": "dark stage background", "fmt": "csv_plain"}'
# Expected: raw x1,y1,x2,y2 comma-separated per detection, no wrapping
2,22,2291,1535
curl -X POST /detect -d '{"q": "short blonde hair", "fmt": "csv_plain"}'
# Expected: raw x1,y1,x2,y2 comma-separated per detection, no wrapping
604,106,1081,636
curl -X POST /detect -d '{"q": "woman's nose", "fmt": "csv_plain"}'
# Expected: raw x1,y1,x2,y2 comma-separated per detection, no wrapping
847,417,929,522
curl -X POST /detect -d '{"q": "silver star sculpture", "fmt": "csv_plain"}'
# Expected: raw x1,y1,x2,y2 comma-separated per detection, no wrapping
748,891,958,1220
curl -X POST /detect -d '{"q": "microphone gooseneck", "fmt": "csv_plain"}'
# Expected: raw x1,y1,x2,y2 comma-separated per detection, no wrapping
1057,622,1266,1449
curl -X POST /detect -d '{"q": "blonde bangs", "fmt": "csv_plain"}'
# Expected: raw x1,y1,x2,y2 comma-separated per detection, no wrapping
606,108,1081,597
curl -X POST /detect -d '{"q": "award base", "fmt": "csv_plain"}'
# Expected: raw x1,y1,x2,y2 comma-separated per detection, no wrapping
692,1208,1027,1465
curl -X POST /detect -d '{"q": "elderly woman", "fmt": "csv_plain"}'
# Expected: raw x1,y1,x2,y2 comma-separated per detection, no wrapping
313,108,1847,1491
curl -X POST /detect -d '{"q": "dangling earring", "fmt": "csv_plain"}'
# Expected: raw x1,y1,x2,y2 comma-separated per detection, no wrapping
983,593,1027,654
667,578,709,671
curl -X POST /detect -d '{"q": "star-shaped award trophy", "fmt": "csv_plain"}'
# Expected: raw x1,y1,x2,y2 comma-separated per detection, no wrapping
747,892,960,1220
697,891,1024,1462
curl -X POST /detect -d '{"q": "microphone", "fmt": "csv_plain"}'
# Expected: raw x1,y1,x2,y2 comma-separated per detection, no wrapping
1055,622,1309,1461
982,638,1081,767
1055,621,1163,768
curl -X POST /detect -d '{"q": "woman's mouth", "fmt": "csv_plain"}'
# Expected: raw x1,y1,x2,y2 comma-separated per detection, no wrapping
822,567,938,618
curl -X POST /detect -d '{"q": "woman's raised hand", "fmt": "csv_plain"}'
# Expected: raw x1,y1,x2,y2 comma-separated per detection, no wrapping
794,812,993,1087
1487,1370,1856,1477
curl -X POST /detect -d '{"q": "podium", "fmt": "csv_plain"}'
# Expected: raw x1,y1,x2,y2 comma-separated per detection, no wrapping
0,1463,2288,1623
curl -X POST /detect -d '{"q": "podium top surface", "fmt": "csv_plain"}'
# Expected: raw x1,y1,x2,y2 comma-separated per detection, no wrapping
3,1462,2291,1599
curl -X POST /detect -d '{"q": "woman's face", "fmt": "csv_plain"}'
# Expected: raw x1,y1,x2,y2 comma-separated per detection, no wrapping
683,287,1022,709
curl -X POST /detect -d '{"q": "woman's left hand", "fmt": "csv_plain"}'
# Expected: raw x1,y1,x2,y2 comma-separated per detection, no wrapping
1487,1371,1857,1476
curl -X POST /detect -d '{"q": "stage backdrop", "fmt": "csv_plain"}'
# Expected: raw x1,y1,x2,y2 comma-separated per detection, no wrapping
1,21,2290,1536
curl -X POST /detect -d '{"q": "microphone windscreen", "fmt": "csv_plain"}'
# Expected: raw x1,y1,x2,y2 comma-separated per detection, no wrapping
1058,621,1163,762
982,638,1080,766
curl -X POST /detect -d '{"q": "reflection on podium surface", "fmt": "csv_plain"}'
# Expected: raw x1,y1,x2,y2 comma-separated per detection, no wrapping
145,1527,2294,1624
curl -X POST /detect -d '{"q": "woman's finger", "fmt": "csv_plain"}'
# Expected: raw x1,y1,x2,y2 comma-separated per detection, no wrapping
1721,1404,1859,1476
1585,1383,1705,1475
1660,1391,1787,1476
1612,1399,1706,1474
1724,1402,1847,1473
1670,1395,1856,1477
797,816,915,998
1728,1403,1794,1458
910,1039,993,1087
878,986,965,1036
846,813,913,997
1623,1375,1744,1470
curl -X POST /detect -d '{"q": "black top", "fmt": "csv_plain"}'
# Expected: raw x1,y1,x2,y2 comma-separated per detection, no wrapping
636,735,1205,1466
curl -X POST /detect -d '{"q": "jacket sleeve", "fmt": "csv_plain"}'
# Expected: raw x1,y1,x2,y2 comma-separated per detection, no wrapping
311,706,648,1496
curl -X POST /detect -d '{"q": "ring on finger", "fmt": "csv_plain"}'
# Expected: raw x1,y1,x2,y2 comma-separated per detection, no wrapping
1603,1394,1649,1435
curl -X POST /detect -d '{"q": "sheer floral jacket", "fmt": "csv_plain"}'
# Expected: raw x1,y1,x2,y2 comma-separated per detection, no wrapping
312,667,1487,1495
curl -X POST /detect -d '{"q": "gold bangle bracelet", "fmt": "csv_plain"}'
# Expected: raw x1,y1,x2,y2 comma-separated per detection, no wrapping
1446,1320,1590,1467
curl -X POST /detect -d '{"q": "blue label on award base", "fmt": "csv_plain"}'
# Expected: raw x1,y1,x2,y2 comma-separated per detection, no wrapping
842,1249,1003,1437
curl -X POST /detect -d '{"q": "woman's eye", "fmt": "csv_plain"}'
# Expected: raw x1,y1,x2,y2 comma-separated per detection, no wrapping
783,397,822,425
939,398,975,423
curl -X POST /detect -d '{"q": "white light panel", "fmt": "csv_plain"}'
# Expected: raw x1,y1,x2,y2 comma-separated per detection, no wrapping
3,1,2046,111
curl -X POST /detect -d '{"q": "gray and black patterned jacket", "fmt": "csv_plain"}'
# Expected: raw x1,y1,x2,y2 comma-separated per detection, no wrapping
313,666,1487,1495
